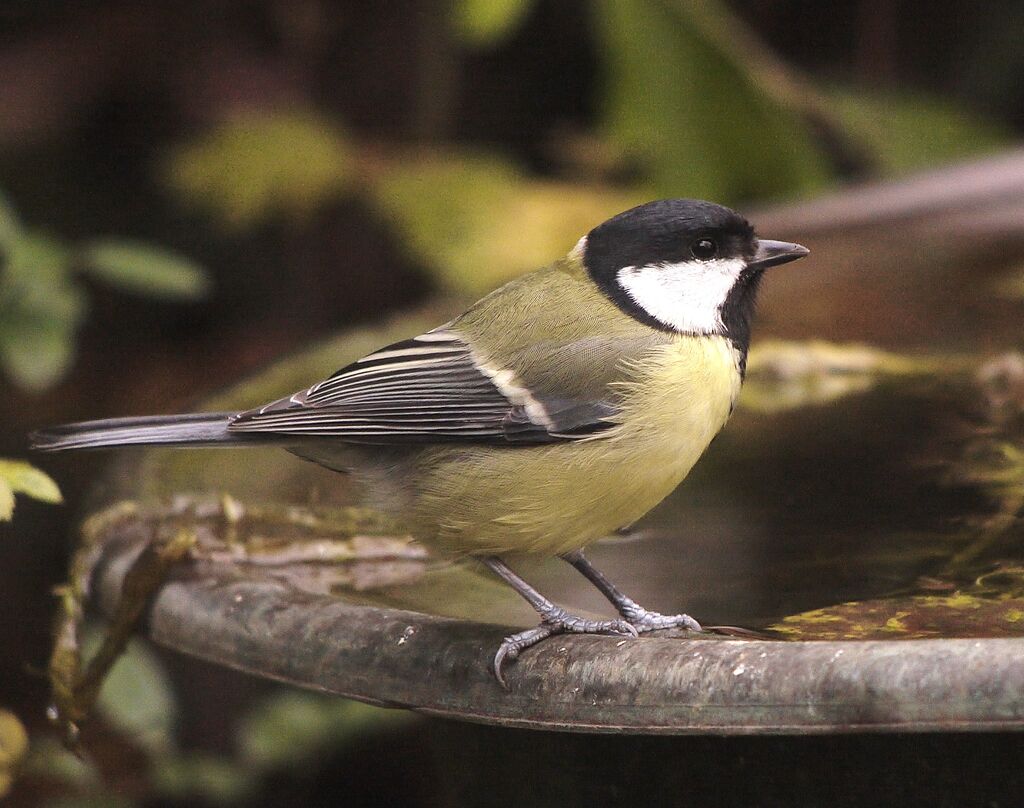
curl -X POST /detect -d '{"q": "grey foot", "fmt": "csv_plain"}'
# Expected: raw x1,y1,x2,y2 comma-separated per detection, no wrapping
493,608,638,687
559,551,703,637
622,606,702,634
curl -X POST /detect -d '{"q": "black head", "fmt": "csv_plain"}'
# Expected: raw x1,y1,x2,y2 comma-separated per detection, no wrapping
581,199,808,358
586,199,757,278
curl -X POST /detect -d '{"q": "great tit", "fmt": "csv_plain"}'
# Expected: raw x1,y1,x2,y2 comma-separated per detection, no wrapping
32,198,808,683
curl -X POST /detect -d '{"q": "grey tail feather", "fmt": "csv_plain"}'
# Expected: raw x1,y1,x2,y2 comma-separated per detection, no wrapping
29,412,261,452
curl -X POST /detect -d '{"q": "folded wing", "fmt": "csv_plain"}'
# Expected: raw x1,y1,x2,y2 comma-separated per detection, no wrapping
228,329,618,444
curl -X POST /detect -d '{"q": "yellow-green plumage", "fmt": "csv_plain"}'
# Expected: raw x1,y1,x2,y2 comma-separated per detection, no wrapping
409,335,741,556
338,251,744,558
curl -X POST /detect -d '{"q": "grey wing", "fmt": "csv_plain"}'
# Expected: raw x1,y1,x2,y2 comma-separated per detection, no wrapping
228,328,618,444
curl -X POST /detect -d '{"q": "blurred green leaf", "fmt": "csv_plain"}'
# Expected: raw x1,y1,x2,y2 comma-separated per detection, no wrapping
237,691,412,771
164,111,354,230
0,233,84,391
829,87,1011,175
371,154,641,294
89,632,177,756
0,190,20,251
0,482,12,521
0,309,80,391
1,229,72,285
152,753,249,804
0,460,62,521
81,241,210,300
0,709,27,798
453,0,535,44
23,737,101,789
595,0,832,202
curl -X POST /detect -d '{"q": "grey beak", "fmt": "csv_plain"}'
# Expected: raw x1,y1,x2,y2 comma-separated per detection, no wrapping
750,239,810,270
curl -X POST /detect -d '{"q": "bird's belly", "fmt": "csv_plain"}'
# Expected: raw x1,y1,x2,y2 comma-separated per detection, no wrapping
416,442,705,557
408,336,743,557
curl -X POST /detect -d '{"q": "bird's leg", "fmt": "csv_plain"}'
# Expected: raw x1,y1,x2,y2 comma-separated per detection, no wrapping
560,549,702,634
480,556,638,686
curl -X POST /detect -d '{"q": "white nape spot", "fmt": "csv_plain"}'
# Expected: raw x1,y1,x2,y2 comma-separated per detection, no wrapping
569,235,587,261
616,258,745,334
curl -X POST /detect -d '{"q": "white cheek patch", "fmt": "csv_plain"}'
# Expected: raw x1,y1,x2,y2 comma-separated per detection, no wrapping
616,258,745,333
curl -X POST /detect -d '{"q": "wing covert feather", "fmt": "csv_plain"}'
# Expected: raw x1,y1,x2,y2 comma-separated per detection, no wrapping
228,328,619,444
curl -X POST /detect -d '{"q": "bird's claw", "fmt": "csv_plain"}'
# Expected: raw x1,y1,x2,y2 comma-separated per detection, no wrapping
493,611,638,687
624,609,702,634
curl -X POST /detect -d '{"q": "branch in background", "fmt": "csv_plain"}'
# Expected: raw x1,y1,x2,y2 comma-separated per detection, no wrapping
657,0,877,179
413,0,460,144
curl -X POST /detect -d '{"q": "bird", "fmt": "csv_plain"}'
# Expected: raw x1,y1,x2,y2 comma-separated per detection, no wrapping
31,198,809,684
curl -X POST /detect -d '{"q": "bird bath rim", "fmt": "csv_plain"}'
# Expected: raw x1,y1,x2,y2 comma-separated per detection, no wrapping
89,528,1024,736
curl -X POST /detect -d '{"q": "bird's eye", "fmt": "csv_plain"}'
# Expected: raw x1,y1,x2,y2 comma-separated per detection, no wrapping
691,238,718,261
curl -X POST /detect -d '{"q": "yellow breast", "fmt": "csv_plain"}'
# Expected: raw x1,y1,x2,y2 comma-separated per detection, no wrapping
410,335,744,557
610,333,743,462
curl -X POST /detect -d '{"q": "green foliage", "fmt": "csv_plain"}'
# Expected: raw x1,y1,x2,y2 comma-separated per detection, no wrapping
82,241,209,300
152,754,249,804
371,154,641,294
595,0,832,203
829,87,1011,174
453,0,536,44
0,709,28,798
0,193,209,391
0,487,12,524
0,232,84,391
33,687,413,805
23,737,101,786
145,14,1012,301
90,634,178,755
40,557,414,804
236,691,411,770
0,459,62,520
159,688,405,802
163,111,354,230
370,155,518,292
